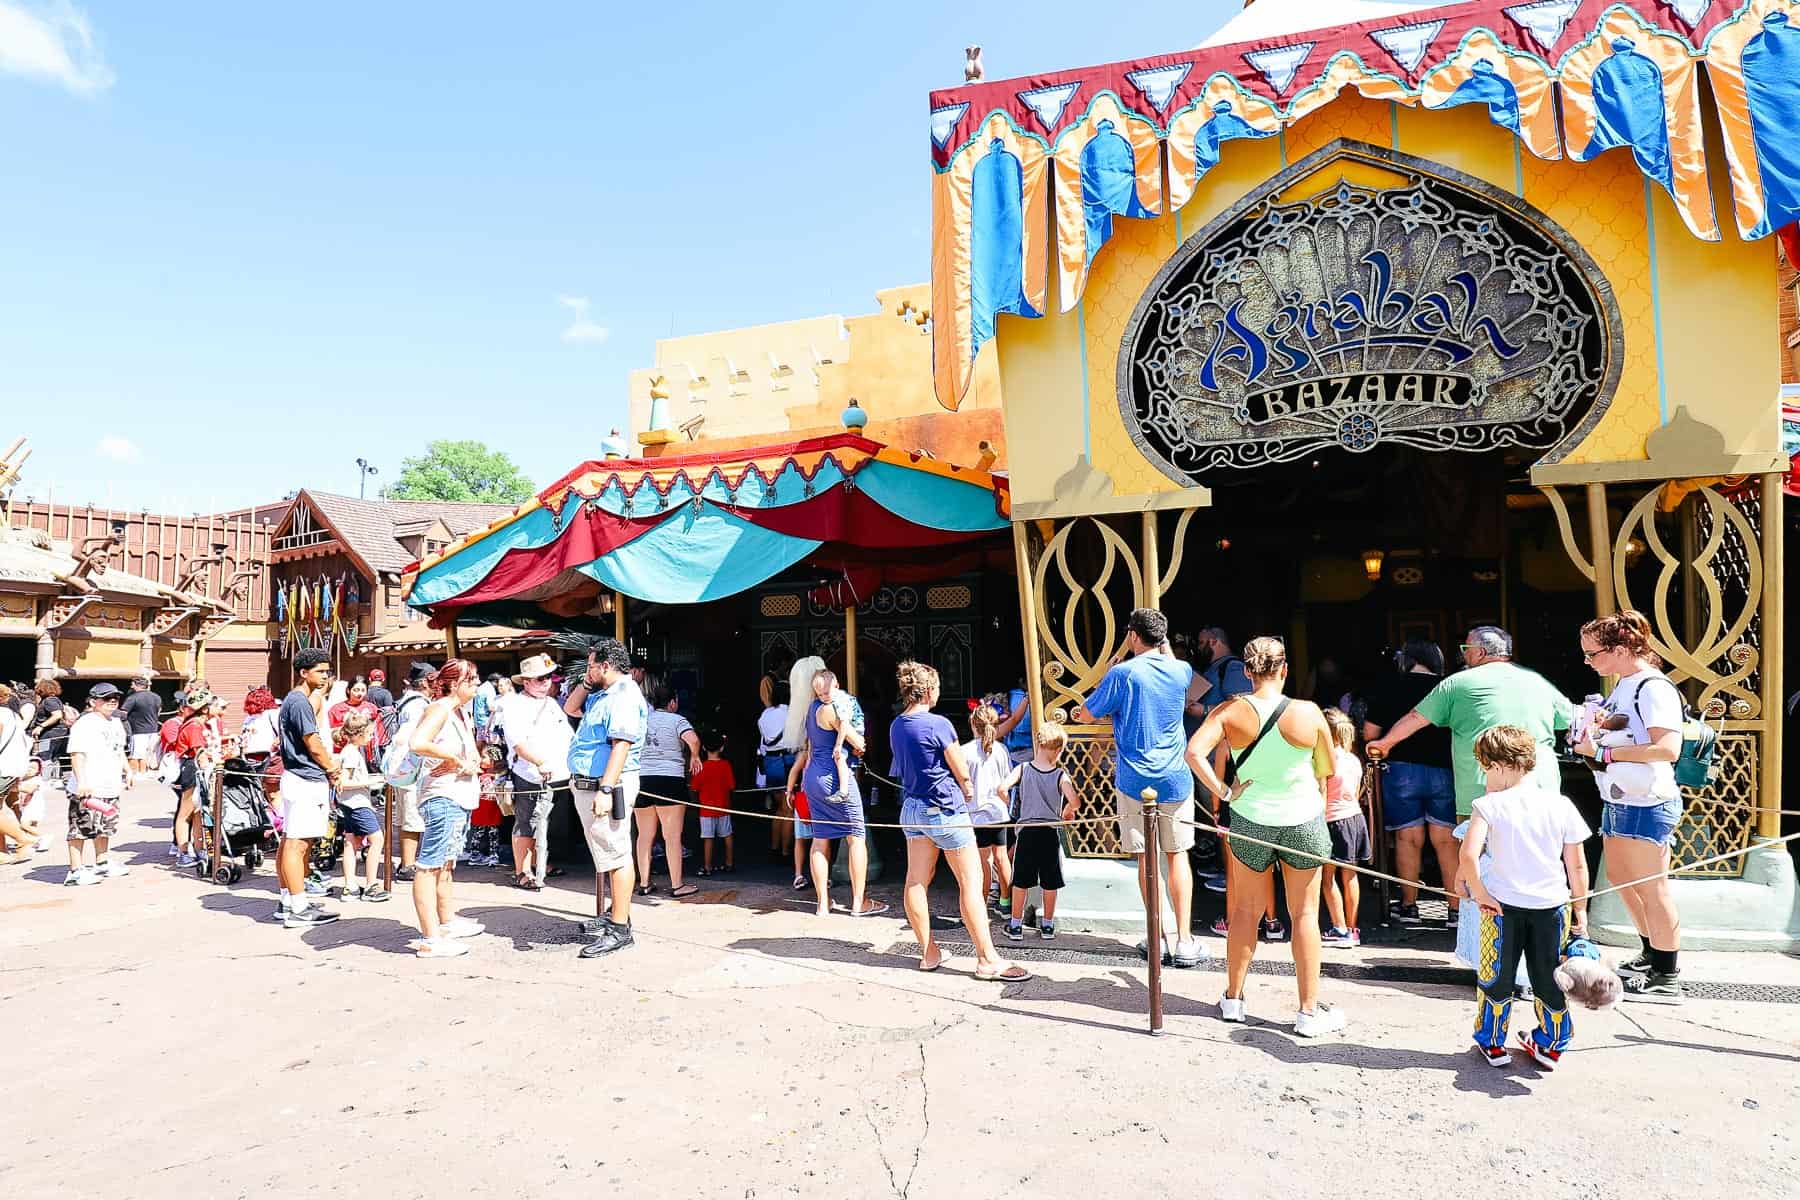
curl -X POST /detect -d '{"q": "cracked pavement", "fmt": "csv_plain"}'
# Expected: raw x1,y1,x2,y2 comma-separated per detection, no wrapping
3,785,1799,1198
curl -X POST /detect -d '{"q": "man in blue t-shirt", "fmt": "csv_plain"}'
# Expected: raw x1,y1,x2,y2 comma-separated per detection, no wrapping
1075,606,1204,968
563,637,646,960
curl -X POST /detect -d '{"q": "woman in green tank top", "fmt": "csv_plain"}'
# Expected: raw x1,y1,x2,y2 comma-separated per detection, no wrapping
1185,637,1348,1039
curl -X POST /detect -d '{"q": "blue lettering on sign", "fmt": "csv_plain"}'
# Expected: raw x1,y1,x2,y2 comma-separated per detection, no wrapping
1197,252,1526,388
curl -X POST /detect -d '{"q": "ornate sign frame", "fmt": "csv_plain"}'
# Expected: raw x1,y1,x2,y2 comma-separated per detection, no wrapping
1118,140,1624,483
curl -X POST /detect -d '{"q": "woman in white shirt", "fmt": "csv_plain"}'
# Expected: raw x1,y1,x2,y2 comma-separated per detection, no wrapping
756,675,792,866
407,659,485,958
635,675,700,899
1573,610,1685,1003
960,704,1014,913
0,684,43,861
239,686,280,766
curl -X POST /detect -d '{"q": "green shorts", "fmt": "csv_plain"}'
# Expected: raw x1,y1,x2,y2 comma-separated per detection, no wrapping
1227,811,1332,873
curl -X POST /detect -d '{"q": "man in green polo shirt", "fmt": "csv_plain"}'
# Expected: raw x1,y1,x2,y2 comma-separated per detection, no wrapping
1367,626,1574,817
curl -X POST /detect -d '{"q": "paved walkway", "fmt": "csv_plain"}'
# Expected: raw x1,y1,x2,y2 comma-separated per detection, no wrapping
3,784,1798,1199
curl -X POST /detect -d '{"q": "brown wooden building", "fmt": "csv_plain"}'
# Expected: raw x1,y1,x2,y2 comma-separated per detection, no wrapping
268,491,549,686
1,498,288,717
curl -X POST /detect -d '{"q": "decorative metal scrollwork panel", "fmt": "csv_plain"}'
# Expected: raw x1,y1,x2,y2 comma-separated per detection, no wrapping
1119,142,1621,483
1670,733,1757,878
1614,485,1761,721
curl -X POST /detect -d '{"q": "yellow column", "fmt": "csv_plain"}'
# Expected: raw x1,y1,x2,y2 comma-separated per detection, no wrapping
614,591,626,642
1011,521,1046,737
1586,482,1615,616
1141,511,1162,610
1758,472,1785,840
844,602,858,695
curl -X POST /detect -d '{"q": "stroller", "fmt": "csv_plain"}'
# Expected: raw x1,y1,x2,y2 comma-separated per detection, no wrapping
196,756,277,884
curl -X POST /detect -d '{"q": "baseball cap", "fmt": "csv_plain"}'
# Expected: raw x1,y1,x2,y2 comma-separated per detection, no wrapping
89,682,122,700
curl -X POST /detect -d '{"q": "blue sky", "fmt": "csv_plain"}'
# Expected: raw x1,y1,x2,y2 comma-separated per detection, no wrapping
1,1,1235,511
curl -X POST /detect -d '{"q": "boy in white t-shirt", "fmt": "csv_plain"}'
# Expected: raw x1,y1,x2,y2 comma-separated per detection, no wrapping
1460,725,1591,1071
65,684,131,885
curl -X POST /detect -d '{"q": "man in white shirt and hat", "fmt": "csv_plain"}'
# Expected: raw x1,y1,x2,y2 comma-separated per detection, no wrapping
502,653,573,891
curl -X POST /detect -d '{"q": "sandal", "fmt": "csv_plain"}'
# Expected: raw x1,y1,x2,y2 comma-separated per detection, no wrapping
669,883,699,899
636,883,654,897
521,877,543,892
696,867,713,877
849,900,890,918
975,964,1033,983
791,874,807,891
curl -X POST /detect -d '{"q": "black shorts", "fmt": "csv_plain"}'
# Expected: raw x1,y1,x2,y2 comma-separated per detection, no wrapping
176,757,198,792
974,825,1009,849
1327,814,1372,864
635,775,685,808
1011,825,1064,891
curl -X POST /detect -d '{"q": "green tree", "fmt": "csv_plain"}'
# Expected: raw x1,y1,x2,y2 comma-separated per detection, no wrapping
382,439,535,504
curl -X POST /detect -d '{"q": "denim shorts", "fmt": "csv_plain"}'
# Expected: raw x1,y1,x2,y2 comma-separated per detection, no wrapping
1381,760,1456,831
900,796,975,851
416,796,471,869
794,818,814,840
1601,797,1681,846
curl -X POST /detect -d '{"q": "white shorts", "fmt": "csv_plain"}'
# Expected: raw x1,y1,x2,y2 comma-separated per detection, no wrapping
578,774,636,874
700,815,733,839
278,773,331,841
128,733,160,763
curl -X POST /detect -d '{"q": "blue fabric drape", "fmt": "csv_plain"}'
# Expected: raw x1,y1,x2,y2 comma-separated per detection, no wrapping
1744,13,1800,238
970,138,1037,360
1582,38,1673,188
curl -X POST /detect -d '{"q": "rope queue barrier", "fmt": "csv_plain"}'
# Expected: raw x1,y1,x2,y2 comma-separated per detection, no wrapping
32,748,1800,1039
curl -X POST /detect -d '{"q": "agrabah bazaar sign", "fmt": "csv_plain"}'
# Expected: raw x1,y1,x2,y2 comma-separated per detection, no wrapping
1121,142,1621,480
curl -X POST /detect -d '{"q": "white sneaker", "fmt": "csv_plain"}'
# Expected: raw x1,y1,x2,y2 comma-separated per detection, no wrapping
1219,995,1246,1023
1171,936,1210,968
95,860,129,879
1294,1004,1348,1038
440,918,486,940
34,837,50,854
63,868,99,887
416,938,470,958
166,844,180,859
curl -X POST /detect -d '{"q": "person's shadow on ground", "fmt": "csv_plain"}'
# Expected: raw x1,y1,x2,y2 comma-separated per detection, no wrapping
1227,1023,1535,1096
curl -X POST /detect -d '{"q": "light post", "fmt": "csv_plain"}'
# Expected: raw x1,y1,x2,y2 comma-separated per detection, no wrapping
356,458,379,499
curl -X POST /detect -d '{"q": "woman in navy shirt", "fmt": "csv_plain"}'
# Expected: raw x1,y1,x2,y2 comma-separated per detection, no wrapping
892,660,1030,983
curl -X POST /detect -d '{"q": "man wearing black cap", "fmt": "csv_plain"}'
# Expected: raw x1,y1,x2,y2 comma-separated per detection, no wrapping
66,683,129,885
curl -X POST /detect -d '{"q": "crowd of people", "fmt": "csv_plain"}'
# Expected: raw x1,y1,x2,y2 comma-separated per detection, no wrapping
0,604,1698,1061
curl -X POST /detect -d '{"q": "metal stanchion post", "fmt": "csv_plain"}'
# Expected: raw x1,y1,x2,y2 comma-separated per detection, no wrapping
209,764,224,881
1142,786,1163,1037
382,783,395,893
1368,759,1392,926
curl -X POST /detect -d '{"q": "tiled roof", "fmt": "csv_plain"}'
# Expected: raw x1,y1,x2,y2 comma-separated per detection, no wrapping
303,492,518,576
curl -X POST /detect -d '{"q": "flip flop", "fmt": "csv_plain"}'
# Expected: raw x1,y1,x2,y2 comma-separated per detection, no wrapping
975,964,1033,983
919,950,946,973
791,875,807,891
668,883,699,899
850,900,890,918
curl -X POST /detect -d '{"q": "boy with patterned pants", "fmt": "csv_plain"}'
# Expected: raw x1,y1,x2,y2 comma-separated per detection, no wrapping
1458,726,1591,1070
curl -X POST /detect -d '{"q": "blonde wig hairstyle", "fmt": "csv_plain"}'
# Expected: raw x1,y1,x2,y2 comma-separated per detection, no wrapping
896,661,939,708
781,656,826,752
1242,636,1288,680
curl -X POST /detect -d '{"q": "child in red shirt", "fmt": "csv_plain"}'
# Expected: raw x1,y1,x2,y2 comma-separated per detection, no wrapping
692,732,736,876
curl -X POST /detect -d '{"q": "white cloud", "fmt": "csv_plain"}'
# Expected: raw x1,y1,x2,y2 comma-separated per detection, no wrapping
96,435,139,462
0,2,115,96
558,295,609,344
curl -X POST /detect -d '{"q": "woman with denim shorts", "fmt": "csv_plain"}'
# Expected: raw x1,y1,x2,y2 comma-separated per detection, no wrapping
891,661,1030,983
1573,612,1685,1003
407,660,486,959
1362,640,1459,925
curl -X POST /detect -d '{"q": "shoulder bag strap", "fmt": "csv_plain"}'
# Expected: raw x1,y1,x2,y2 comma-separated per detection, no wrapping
1231,697,1292,768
